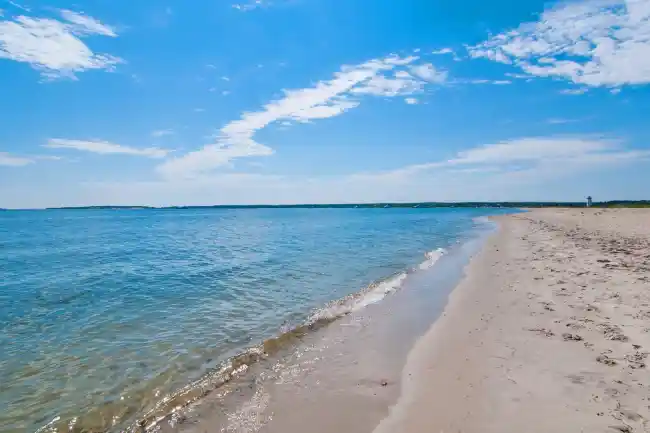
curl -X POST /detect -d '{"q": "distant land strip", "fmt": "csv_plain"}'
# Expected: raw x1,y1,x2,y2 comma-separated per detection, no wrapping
1,201,649,211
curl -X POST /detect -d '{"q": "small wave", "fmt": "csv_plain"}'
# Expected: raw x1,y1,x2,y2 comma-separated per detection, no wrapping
122,249,447,432
309,273,408,322
127,273,410,432
419,248,446,270
472,215,491,224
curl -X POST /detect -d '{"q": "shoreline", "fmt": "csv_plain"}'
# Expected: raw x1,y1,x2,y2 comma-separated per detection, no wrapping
172,224,494,433
168,218,500,433
375,209,650,433
5,209,506,433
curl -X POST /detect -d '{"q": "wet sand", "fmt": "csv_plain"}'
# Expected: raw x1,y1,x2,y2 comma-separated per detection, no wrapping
376,209,650,433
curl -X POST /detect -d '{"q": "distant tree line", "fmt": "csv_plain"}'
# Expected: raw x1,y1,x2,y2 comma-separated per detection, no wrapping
1,200,648,211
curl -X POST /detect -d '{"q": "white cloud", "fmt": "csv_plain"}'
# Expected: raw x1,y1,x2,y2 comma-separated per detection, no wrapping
404,97,419,104
380,136,649,179
351,72,423,97
409,63,447,83
447,137,616,165
5,136,648,208
34,155,64,160
560,88,589,95
467,0,650,88
430,48,463,62
7,1,30,12
151,129,174,138
221,76,230,81
505,72,532,79
0,152,33,166
158,54,447,178
431,48,453,55
547,118,577,124
222,90,231,96
0,10,121,79
466,78,512,85
232,0,266,11
44,139,171,158
194,108,205,112
350,60,447,97
59,10,117,37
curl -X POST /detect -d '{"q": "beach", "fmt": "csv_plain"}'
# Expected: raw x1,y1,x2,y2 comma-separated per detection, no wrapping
6,207,650,433
376,208,650,433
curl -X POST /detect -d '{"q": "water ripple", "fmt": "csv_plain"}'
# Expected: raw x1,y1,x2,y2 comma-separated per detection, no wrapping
0,207,505,432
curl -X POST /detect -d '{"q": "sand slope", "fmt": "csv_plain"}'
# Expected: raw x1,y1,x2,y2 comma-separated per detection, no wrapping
376,209,650,433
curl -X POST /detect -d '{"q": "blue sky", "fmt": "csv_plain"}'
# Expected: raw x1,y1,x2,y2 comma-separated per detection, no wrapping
1,0,649,208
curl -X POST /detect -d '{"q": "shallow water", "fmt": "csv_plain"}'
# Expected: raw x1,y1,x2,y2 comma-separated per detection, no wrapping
174,226,494,433
0,207,510,432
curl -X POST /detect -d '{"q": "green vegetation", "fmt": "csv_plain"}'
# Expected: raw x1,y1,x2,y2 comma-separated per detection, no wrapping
597,201,650,208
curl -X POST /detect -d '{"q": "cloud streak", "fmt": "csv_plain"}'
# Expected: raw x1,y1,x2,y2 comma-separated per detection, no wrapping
151,129,174,138
44,139,172,158
158,55,448,178
376,136,650,179
0,152,33,166
232,0,267,11
59,10,117,37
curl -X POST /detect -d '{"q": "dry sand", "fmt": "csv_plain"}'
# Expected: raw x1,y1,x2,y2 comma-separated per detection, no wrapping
375,209,650,433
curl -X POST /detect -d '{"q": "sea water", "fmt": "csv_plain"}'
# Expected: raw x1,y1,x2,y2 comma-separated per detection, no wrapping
0,207,510,432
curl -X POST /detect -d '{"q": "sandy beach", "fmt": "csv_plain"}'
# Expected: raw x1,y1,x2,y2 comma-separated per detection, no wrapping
376,208,650,433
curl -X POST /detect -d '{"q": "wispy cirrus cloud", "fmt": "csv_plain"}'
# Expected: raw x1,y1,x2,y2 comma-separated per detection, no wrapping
0,9,121,79
409,63,447,83
158,55,449,178
0,151,33,166
232,0,267,11
372,136,650,180
431,47,463,61
467,0,650,88
59,9,117,36
560,88,589,95
547,118,579,124
44,139,172,158
351,68,425,97
151,129,174,138
34,155,64,161
464,78,512,85
6,1,30,12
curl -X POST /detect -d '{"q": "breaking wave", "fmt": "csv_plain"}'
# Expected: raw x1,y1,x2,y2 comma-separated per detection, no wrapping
419,248,446,270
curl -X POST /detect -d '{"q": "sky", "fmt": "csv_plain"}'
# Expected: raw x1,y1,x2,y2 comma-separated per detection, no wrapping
1,0,650,208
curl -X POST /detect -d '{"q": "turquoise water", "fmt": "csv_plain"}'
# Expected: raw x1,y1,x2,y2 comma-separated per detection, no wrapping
0,207,510,432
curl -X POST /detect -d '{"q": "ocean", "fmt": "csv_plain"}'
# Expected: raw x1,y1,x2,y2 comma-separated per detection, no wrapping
0,207,512,433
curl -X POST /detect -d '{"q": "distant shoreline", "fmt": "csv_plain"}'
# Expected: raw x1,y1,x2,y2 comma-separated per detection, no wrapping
1,200,648,211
